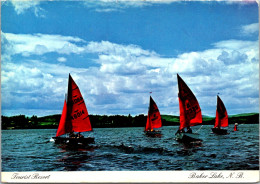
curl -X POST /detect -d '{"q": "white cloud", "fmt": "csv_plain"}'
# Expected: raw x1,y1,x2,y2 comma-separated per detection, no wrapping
82,0,253,13
3,32,157,60
6,0,176,16
241,23,259,36
1,32,259,116
1,59,90,115
9,0,45,17
95,8,119,12
57,57,67,62
2,32,85,57
7,0,256,16
214,39,258,51
81,0,185,13
85,41,156,57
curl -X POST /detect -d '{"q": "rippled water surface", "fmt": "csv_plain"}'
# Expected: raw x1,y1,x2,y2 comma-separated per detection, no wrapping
2,125,259,171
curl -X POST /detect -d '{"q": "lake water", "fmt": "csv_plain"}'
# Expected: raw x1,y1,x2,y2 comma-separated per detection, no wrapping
2,125,259,171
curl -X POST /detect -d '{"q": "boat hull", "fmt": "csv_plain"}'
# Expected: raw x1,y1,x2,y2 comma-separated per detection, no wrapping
52,137,95,145
145,130,162,137
175,133,202,143
212,128,229,135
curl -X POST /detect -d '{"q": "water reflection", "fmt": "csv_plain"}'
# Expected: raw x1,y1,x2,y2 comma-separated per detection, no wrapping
55,144,97,171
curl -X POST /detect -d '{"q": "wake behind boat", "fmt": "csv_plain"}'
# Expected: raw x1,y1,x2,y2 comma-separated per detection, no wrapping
52,74,94,146
212,95,229,135
175,74,203,143
144,96,162,137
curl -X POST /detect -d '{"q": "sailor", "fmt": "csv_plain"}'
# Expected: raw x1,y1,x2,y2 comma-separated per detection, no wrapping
77,132,84,138
69,132,76,138
186,126,192,133
175,128,184,135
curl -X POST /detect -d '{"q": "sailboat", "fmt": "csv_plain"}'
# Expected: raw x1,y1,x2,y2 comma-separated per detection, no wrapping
175,74,203,143
144,96,162,137
212,95,229,135
52,74,94,145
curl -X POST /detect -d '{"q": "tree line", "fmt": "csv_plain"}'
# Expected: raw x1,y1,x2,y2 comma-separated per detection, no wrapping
1,113,259,130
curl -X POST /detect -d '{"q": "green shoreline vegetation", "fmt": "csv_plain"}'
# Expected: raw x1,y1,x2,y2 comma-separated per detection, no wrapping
1,113,259,130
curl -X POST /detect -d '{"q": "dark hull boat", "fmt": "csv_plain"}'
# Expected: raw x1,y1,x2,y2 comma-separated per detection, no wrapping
176,133,202,143
52,74,94,146
144,96,162,137
53,137,95,145
175,74,203,144
145,130,162,137
211,128,228,135
212,95,229,135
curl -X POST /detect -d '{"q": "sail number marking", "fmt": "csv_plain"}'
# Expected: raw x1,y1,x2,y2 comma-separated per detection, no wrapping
71,110,85,120
151,113,159,122
72,96,83,105
151,116,158,121
186,103,199,113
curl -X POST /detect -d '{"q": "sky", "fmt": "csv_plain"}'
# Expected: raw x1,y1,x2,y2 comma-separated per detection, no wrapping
1,0,259,117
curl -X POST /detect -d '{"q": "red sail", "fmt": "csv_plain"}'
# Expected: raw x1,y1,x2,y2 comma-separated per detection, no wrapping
56,74,92,137
56,100,68,137
214,95,228,128
178,97,189,129
177,74,202,130
145,96,162,131
66,74,92,133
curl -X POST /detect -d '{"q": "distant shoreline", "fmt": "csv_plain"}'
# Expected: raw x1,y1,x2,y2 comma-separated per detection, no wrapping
1,113,259,130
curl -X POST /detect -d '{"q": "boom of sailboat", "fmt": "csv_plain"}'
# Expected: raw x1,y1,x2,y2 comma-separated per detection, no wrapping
52,73,231,147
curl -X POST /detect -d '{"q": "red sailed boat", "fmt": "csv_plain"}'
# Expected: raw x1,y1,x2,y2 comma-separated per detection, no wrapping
212,95,229,135
144,96,162,137
175,74,203,143
52,74,94,145
234,123,238,131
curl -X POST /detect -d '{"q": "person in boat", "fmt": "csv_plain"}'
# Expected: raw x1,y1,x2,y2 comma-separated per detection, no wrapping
175,128,185,135
186,126,192,133
69,132,76,138
76,132,84,138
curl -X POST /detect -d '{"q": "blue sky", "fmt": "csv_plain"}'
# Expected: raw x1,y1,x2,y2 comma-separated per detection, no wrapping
1,0,259,117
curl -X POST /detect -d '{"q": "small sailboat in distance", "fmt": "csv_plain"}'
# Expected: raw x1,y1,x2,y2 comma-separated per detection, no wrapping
212,95,229,135
52,74,94,146
144,96,162,137
234,123,238,131
175,74,203,143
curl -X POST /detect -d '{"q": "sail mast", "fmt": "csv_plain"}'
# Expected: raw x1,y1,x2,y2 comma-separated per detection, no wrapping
55,76,72,137
145,96,152,131
65,74,73,133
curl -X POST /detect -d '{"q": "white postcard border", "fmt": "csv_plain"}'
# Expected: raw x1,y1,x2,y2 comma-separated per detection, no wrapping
1,170,259,183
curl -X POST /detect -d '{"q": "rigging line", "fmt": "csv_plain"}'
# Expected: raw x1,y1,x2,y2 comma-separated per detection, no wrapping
195,125,203,133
